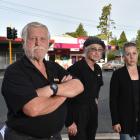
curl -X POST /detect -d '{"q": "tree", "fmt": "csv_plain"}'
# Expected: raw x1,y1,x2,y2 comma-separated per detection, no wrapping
65,32,77,37
136,30,140,52
97,4,115,42
109,37,118,46
136,30,140,64
75,23,88,37
117,31,128,49
107,51,116,61
66,23,88,37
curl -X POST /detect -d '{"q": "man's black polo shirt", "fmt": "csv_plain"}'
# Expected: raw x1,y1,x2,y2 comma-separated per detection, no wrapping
2,55,68,138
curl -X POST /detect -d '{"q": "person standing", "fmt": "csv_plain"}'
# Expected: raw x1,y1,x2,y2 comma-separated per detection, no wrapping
1,21,84,140
65,36,105,140
110,42,140,140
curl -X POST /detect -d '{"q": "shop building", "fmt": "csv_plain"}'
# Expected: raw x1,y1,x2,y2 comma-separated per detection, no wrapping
0,35,86,70
0,37,23,70
48,35,86,69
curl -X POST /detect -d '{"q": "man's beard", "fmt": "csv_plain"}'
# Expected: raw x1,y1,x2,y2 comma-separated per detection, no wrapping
25,46,48,61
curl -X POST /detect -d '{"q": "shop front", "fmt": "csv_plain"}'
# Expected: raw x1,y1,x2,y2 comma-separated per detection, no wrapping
0,37,23,70
49,45,83,69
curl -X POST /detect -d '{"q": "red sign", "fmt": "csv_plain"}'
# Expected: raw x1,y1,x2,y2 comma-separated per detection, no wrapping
54,43,80,49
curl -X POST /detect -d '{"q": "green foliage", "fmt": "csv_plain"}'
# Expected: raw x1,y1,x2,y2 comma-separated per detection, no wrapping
138,55,140,65
136,30,140,65
66,32,77,37
96,34,107,40
75,23,88,37
117,31,128,48
107,51,115,61
65,23,88,38
97,3,115,42
109,37,118,46
136,30,140,52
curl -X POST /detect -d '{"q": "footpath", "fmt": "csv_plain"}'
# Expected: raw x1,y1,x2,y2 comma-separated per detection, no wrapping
62,133,119,140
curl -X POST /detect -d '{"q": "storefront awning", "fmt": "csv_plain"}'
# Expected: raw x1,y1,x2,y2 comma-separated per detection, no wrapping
54,43,80,49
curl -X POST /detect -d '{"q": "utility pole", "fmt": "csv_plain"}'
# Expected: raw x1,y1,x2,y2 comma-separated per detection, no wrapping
9,40,12,64
105,15,110,63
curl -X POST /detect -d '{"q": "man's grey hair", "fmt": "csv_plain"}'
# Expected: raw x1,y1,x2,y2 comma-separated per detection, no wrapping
21,22,50,47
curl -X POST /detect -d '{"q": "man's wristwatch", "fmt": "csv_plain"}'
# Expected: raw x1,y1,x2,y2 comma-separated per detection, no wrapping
50,83,58,96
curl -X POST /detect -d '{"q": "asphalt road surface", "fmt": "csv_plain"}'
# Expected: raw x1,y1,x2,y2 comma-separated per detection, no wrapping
0,71,114,137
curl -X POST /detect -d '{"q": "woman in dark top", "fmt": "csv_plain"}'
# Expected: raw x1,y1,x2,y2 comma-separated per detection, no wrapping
110,42,140,140
66,37,105,140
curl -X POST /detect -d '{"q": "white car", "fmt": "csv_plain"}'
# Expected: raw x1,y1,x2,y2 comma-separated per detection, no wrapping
102,60,124,71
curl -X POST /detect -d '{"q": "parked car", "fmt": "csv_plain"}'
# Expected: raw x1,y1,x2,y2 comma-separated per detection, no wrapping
96,59,105,69
102,60,124,71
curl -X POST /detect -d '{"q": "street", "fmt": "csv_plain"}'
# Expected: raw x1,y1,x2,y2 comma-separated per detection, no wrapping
0,71,114,137
98,71,113,133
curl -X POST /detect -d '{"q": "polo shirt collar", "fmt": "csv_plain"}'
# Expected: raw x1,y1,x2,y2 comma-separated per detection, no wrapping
22,55,46,69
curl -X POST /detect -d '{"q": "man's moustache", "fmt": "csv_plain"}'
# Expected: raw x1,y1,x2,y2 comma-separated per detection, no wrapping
32,46,47,51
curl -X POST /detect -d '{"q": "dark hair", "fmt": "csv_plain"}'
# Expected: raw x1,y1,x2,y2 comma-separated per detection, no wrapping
83,36,106,49
123,42,136,52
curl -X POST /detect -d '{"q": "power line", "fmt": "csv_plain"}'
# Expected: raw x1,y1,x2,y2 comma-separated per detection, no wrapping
0,0,98,24
0,0,139,32
0,4,99,29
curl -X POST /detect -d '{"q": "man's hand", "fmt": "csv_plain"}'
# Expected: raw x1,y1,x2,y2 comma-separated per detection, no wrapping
67,122,77,136
61,75,72,83
112,124,121,133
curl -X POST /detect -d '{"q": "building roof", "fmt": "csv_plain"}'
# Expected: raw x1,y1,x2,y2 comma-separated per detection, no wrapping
0,36,22,43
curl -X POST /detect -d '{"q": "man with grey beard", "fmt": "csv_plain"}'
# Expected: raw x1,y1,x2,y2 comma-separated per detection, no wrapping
1,22,84,140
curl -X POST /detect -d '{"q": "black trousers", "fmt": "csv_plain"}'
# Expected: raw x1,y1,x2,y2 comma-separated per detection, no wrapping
4,127,62,140
68,103,98,140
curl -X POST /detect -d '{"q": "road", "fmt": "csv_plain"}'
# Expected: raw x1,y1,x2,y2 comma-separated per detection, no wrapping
97,71,113,133
0,71,114,135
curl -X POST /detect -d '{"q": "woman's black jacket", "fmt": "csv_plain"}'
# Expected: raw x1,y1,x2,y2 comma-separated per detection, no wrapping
110,66,140,135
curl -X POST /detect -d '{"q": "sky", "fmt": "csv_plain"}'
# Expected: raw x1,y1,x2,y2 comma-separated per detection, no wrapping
0,0,140,41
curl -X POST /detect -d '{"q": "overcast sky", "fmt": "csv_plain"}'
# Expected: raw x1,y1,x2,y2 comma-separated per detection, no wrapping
0,0,140,40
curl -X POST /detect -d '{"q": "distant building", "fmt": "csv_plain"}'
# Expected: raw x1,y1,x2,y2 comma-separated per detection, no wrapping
0,35,87,70
48,35,86,69
0,36,23,70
